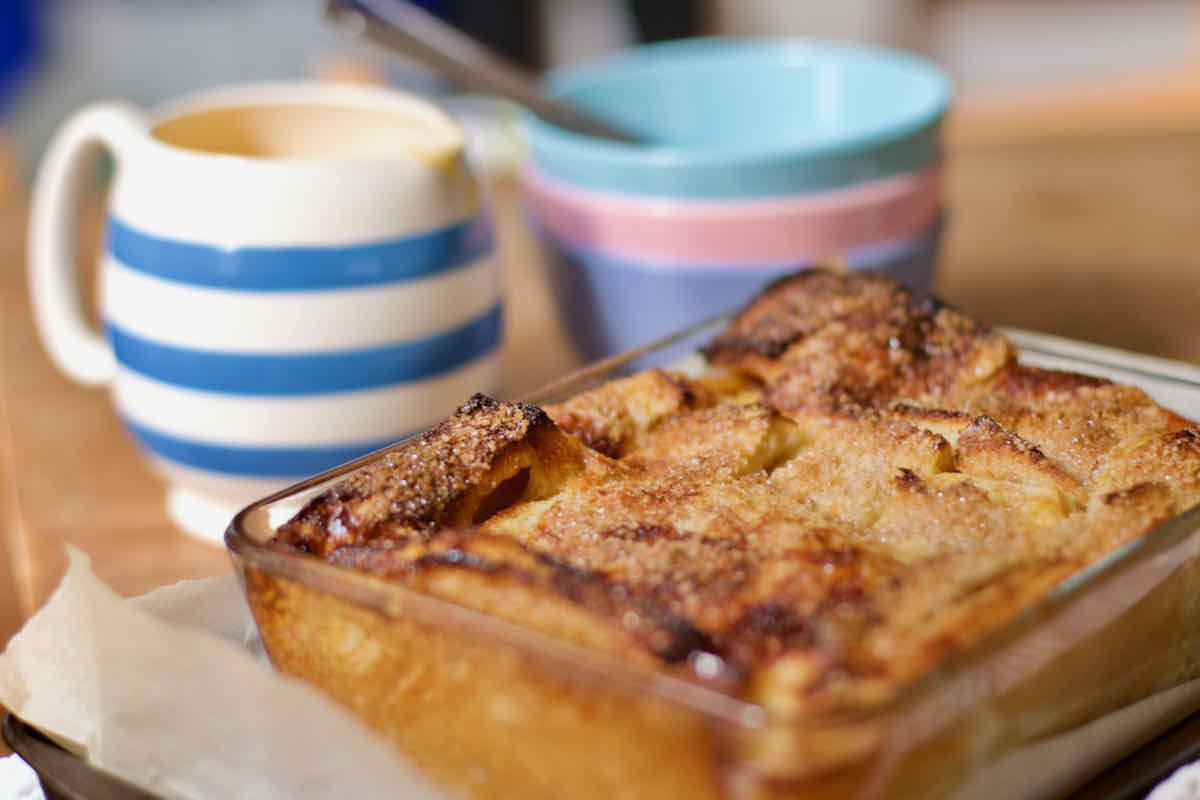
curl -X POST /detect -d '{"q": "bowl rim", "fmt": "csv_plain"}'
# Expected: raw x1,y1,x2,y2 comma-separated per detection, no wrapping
520,160,943,217
525,37,951,173
526,211,944,273
520,163,944,265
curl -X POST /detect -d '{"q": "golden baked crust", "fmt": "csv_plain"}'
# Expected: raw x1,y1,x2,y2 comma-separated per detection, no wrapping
272,269,1200,717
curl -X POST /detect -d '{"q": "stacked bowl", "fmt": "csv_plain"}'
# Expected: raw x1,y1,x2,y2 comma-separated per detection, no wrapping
521,38,950,360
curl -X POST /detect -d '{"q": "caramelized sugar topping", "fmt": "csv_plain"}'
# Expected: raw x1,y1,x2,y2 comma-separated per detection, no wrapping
273,270,1200,713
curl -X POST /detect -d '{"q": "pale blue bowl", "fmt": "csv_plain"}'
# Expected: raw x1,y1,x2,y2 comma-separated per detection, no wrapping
525,38,950,199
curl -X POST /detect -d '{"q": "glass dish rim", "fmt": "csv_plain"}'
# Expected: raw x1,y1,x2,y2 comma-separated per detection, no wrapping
226,313,1200,734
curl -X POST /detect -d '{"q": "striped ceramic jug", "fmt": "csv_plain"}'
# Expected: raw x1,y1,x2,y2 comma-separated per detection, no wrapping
28,83,502,540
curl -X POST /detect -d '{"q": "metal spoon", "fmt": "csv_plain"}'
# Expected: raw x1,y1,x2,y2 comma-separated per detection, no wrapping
324,0,642,143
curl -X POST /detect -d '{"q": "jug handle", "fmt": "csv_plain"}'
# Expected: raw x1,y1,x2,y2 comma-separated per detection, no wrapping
28,102,144,386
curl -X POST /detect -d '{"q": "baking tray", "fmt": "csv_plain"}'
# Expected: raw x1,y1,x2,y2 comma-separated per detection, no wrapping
11,704,1200,800
226,318,1200,799
2,715,156,800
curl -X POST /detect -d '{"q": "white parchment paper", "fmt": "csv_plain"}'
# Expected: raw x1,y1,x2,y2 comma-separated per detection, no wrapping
0,546,448,799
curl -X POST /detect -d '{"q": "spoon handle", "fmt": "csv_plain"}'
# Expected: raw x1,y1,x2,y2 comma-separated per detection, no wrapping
326,0,641,144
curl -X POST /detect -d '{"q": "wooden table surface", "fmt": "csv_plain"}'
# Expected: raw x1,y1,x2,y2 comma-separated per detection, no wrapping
2,128,1200,761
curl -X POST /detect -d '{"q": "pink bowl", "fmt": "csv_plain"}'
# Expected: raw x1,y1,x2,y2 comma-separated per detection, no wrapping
520,163,942,266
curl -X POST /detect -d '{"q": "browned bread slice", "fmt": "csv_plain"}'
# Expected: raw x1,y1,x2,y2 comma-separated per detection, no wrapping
274,394,589,556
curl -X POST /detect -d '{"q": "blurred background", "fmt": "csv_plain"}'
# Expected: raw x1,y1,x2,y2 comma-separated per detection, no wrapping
2,0,1199,360
3,0,1200,642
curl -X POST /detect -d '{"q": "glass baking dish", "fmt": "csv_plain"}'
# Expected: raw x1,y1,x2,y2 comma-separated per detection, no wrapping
226,316,1200,800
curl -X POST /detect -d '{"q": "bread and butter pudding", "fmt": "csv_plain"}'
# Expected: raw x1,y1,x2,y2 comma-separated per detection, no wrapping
247,270,1200,799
